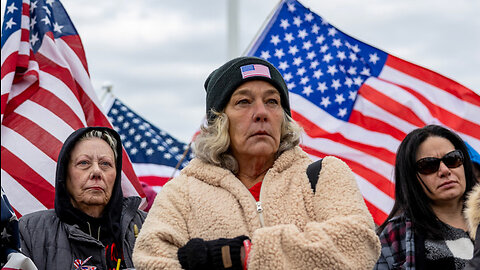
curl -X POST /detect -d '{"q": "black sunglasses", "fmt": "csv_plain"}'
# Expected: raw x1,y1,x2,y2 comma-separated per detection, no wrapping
415,149,464,175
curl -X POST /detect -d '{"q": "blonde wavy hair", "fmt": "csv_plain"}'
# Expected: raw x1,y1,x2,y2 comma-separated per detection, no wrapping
194,110,303,173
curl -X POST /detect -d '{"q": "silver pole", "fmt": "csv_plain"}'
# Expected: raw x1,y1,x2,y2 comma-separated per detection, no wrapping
227,0,239,60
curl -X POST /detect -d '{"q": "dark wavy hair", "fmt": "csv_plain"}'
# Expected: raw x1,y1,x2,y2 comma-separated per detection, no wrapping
377,125,476,239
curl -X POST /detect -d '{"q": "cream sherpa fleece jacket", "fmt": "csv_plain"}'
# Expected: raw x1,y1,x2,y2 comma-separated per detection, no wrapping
133,146,381,269
465,183,480,239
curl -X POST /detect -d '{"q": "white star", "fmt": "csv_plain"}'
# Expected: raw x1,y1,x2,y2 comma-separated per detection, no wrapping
110,108,118,115
320,44,329,53
274,49,285,59
321,18,329,25
327,27,337,36
128,128,135,135
351,44,361,53
42,6,51,16
369,53,380,64
335,94,345,104
126,112,134,117
6,2,18,14
313,69,323,79
157,145,165,152
30,1,38,12
46,0,55,6
300,76,309,85
134,134,142,141
284,33,294,43
320,97,331,108
310,60,319,69
171,146,179,153
124,141,132,148
288,45,299,55
339,65,346,73
331,79,341,90
316,35,325,44
140,141,148,148
345,77,353,88
349,52,358,62
287,3,296,12
117,115,124,122
41,16,51,25
278,61,289,71
322,53,333,63
164,153,172,159
317,82,327,93
306,51,316,60
297,67,306,76
123,122,130,129
326,65,338,76
151,138,159,144
336,51,346,61
353,76,363,86
120,106,127,111
349,91,357,100
146,148,154,155
280,19,290,30
302,41,312,50
260,50,271,60
311,24,320,34
297,29,308,39
302,85,313,96
166,138,173,144
287,82,296,90
305,13,314,22
30,16,37,29
270,35,280,46
53,22,64,33
5,18,16,29
332,39,342,48
360,67,371,76
338,108,348,118
1,228,12,240
293,16,302,27
283,72,293,81
130,148,138,155
293,57,303,66
347,66,357,75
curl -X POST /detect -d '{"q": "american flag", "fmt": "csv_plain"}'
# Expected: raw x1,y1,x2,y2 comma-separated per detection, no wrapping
1,0,145,217
246,0,480,225
103,92,194,193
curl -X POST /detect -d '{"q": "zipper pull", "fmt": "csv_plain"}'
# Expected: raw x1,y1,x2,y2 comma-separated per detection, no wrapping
256,201,263,213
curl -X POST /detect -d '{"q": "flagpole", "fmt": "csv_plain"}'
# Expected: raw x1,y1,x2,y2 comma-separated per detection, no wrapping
168,142,192,181
242,0,284,56
227,0,239,59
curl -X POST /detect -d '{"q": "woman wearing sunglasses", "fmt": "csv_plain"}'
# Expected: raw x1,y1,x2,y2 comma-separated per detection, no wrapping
374,125,477,270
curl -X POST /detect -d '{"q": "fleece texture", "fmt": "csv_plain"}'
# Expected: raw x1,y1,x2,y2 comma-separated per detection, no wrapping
465,183,480,239
132,146,380,269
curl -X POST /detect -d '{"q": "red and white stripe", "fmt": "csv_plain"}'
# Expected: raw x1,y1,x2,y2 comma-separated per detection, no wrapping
1,0,144,217
292,55,480,225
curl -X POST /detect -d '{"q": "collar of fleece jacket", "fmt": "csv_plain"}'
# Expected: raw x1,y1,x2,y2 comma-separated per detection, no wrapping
180,146,309,187
465,183,480,239
54,127,124,243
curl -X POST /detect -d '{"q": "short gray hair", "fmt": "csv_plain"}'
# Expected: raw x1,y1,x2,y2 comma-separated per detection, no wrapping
79,129,118,160
194,110,303,173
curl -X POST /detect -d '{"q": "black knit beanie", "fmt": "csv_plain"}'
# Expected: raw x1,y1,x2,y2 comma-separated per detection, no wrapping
204,56,291,122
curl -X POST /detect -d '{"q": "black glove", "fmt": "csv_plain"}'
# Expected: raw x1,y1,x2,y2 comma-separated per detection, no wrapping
177,235,249,270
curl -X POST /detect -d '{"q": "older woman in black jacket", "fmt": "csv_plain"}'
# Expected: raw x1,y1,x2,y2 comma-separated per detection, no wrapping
19,127,146,270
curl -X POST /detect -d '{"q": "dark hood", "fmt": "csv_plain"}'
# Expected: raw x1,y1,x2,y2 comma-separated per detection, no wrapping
54,127,124,242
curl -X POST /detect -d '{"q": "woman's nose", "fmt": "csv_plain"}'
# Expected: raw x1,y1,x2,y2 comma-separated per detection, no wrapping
437,161,452,177
253,102,268,122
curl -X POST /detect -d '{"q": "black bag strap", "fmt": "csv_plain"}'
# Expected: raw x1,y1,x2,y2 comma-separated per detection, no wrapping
306,159,323,193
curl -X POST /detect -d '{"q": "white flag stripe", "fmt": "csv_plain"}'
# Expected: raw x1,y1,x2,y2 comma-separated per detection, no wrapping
0,30,21,64
380,66,480,125
39,70,88,126
1,72,15,95
365,77,436,124
9,73,36,100
291,92,400,153
1,169,47,214
15,99,74,141
120,170,147,208
354,173,395,214
458,132,480,153
57,38,104,107
1,126,57,186
353,95,418,134
133,163,180,178
302,134,395,182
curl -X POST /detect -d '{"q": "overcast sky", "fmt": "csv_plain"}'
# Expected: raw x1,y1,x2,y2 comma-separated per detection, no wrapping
2,0,480,143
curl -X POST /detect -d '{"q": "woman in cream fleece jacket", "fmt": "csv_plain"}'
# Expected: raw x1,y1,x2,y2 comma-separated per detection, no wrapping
464,183,480,270
133,56,380,269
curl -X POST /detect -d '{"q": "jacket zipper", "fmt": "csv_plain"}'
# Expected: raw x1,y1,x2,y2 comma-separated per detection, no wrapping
256,173,267,227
